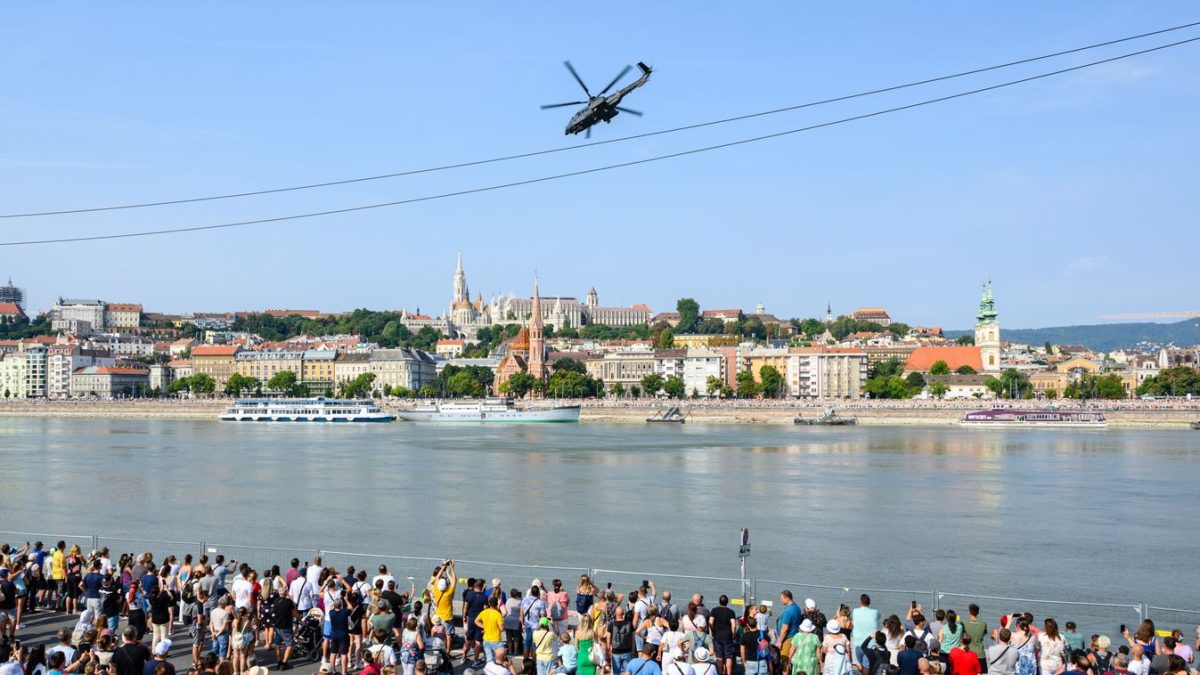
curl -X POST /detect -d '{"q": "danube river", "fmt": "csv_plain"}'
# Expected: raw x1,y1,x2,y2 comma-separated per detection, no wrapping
1,418,1196,629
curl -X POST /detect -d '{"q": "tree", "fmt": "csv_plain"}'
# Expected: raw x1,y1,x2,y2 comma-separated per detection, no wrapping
656,327,675,349
1044,341,1054,355
1045,389,1058,399
955,365,977,375
267,370,299,395
929,381,950,399
759,365,785,398
189,373,215,394
1137,366,1200,397
798,318,825,338
955,334,975,346
446,370,485,397
676,298,700,334
224,373,257,396
697,317,726,335
629,385,641,398
389,385,414,398
1065,374,1126,400
662,375,686,399
641,373,665,397
705,376,723,397
872,358,904,379
341,372,377,398
720,384,735,398
547,370,602,398
168,377,191,395
609,382,625,398
905,372,926,391
505,372,538,398
735,370,759,398
417,384,438,398
987,369,1032,399
864,375,911,399
552,358,587,374
929,360,950,376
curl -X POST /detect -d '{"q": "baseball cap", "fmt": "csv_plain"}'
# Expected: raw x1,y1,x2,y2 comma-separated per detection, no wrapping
436,578,448,591
695,615,707,628
540,618,551,628
153,640,172,656
804,598,816,609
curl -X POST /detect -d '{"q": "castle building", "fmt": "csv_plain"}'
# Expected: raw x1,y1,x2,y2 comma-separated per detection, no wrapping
975,281,1001,373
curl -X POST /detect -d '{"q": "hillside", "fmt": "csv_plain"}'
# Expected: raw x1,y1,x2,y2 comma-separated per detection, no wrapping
945,318,1200,352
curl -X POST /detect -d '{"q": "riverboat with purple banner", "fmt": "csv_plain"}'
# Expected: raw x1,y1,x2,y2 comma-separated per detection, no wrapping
959,407,1108,429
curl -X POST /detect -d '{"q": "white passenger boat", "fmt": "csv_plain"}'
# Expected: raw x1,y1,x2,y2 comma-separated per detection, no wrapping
396,398,580,423
220,397,395,423
959,407,1107,429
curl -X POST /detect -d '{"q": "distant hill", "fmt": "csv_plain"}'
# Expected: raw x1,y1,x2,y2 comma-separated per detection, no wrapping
945,318,1200,352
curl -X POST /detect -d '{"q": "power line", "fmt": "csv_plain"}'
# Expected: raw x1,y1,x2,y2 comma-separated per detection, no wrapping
2,36,1196,247
2,20,1198,220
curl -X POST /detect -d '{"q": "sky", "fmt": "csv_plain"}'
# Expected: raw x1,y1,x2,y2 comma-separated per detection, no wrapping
1,3,1197,329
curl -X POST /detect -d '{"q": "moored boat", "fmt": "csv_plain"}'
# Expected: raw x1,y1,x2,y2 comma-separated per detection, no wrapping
795,408,858,426
646,406,686,423
960,408,1107,428
396,398,580,423
220,397,395,423
1191,421,1200,430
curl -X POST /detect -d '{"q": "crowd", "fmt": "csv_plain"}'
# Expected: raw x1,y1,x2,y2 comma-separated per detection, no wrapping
1,544,1197,675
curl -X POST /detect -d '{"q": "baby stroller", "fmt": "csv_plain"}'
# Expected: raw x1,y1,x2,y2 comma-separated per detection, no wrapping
293,607,325,663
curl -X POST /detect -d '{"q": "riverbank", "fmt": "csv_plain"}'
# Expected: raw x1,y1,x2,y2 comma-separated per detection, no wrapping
0,398,1196,427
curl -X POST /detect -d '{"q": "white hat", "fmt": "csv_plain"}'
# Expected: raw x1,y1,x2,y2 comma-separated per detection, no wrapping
694,647,712,663
532,578,542,588
800,619,815,633
826,619,841,634
436,578,448,591
248,667,270,675
153,640,172,656
804,598,816,609
318,664,332,674
492,578,501,587
695,615,707,628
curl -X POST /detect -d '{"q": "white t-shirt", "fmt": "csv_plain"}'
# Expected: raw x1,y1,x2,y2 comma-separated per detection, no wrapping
289,576,315,611
484,661,510,675
232,576,253,609
48,645,77,665
373,574,396,590
662,630,686,653
665,660,694,675
1128,658,1150,675
692,663,717,675
306,565,323,587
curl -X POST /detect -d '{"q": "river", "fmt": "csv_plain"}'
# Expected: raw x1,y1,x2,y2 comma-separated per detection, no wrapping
1,418,1196,631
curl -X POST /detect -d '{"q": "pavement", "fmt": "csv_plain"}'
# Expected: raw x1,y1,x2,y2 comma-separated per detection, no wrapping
10,608,522,675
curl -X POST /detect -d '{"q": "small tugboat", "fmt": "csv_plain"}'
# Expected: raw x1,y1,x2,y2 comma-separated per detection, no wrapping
794,408,858,426
647,406,686,423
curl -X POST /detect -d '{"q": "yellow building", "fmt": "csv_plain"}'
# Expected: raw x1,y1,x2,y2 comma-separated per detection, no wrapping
190,345,240,387
1056,358,1102,377
301,350,336,394
1030,371,1070,398
235,349,304,386
744,349,790,384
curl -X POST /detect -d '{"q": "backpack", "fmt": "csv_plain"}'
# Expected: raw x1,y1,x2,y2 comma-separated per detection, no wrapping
911,629,930,656
424,637,446,669
181,580,196,604
1093,651,1113,675
756,629,774,662
550,599,565,621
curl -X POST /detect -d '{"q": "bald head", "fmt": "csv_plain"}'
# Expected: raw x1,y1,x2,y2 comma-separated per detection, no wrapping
662,591,672,602
691,593,703,606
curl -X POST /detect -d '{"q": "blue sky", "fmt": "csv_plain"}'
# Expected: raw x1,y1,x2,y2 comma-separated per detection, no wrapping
1,3,1197,328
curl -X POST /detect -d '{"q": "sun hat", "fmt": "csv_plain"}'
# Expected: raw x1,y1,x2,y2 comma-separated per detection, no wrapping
799,619,815,633
248,667,269,675
695,616,707,628
431,615,443,625
436,578,448,591
826,620,841,634
694,647,712,663
492,578,501,587
804,598,816,609
318,664,332,674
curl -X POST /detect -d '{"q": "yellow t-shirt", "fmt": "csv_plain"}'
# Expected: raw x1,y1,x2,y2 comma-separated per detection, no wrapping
431,577,456,621
51,550,66,580
533,628,555,662
479,607,504,643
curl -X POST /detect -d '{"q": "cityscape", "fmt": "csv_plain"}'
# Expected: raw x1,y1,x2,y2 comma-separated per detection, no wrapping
0,257,1195,402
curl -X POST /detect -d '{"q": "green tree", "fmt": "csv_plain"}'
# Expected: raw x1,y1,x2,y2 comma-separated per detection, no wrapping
1137,366,1200,397
341,372,377,398
735,370,759,398
224,373,257,396
929,360,950,376
547,370,601,398
504,372,538,398
905,372,926,391
1065,374,1126,400
705,375,723,397
417,384,438,398
552,358,587,374
1044,340,1054,355
656,327,676,349
865,375,911,399
1045,389,1058,400
872,358,904,378
168,376,191,395
955,334,975,346
609,382,625,398
798,318,825,338
759,365,785,398
675,298,700,334
662,375,686,399
929,381,950,399
629,385,641,398
267,370,299,395
641,373,665,397
189,373,216,394
697,317,726,335
955,365,977,375
446,370,485,397
987,369,1032,399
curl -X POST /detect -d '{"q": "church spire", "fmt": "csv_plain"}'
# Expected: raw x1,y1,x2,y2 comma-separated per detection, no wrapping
528,276,546,382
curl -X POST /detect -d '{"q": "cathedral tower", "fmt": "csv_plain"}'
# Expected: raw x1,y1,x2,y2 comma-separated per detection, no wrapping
975,281,1001,373
528,277,547,382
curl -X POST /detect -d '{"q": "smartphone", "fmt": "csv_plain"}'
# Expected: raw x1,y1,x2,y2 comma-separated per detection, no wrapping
1120,624,1126,634
643,579,649,588
911,601,917,609
606,582,612,589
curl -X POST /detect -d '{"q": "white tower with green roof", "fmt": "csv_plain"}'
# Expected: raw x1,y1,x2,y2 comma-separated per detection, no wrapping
975,281,1001,373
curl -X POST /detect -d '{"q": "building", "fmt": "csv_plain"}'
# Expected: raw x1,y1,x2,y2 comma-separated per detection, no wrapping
264,309,322,318
975,282,1001,373
47,343,114,398
0,278,25,312
435,338,466,358
1030,371,1069,398
334,352,373,388
191,344,240,387
702,309,742,324
85,334,155,358
494,278,549,393
653,349,687,382
170,338,197,358
70,365,149,399
904,346,984,374
593,345,656,393
235,349,304,388
51,298,105,333
369,348,437,393
0,302,27,323
926,374,993,399
104,303,143,329
0,343,48,398
673,334,740,350
786,348,869,398
1056,357,1103,380
683,349,725,398
851,307,892,326
148,364,175,392
301,350,336,394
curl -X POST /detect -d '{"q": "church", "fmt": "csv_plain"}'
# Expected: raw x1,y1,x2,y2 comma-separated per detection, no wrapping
493,277,548,393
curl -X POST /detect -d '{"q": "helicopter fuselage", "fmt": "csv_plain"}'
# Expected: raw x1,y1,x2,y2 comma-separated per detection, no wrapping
562,62,651,135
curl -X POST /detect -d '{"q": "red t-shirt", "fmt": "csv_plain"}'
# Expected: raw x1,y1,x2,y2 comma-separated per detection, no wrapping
949,647,980,675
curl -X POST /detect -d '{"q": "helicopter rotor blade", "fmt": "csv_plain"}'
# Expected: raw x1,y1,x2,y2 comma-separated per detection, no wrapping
615,106,643,116
598,64,633,95
540,101,586,109
563,61,592,97
585,127,592,139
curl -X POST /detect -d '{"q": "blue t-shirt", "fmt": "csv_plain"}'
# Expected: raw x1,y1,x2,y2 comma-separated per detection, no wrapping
897,649,923,675
559,644,578,668
83,572,104,599
777,603,802,639
328,608,351,638
521,597,546,630
626,658,662,675
465,590,488,620
140,574,159,595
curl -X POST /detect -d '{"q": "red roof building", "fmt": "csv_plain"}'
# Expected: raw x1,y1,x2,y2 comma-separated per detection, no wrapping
904,346,983,373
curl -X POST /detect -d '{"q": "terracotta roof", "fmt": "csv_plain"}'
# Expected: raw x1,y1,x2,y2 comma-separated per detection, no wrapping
106,303,143,312
630,304,652,313
702,309,741,317
0,302,24,316
904,346,982,372
191,345,239,356
167,359,191,367
510,327,530,351
264,309,321,318
436,339,465,346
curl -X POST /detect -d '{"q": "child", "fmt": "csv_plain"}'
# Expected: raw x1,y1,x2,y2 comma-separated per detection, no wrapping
1063,622,1085,654
556,633,578,675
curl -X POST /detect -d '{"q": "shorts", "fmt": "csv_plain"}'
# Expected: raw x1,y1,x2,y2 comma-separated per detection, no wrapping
274,628,296,648
0,610,14,623
781,640,794,660
328,636,350,655
714,640,736,660
467,624,483,642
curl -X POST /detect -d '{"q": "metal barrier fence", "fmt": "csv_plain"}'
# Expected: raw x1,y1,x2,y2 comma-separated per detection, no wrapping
3,531,1197,635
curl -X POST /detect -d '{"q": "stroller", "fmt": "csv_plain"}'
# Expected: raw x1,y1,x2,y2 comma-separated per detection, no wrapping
293,607,325,663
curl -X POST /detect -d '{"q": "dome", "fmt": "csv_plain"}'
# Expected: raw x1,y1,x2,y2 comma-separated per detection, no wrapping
511,327,530,351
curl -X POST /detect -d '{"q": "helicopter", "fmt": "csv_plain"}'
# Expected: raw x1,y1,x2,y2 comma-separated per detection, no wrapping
541,60,652,137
